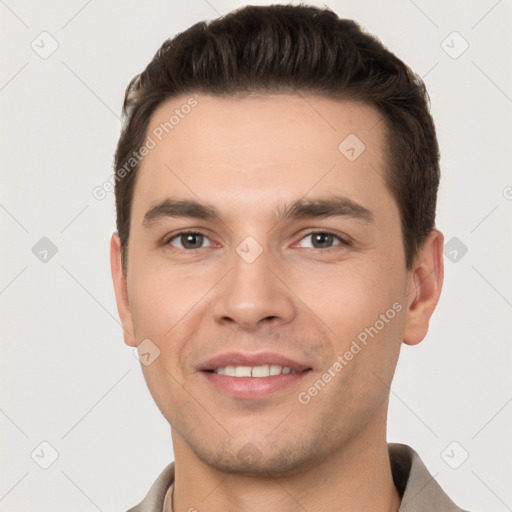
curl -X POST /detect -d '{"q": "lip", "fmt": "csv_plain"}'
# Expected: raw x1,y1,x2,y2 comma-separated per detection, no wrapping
197,351,312,400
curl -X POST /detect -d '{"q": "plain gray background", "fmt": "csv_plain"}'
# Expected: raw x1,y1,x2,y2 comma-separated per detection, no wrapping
1,0,511,510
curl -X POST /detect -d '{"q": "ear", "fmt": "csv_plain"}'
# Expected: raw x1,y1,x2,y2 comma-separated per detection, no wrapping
403,229,444,346
110,233,137,347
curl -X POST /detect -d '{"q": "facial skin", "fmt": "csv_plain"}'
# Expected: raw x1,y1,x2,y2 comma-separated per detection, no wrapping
111,93,443,511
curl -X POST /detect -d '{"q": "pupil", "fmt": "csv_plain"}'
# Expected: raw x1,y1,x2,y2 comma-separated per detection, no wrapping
183,233,202,249
314,233,332,248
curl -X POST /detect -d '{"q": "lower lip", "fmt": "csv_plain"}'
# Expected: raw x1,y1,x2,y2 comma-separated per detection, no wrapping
201,371,310,399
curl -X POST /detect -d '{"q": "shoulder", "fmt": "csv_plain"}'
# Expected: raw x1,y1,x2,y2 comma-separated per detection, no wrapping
389,443,471,512
126,462,175,512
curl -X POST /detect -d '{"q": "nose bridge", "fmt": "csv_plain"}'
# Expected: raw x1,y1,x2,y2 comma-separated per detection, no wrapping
212,235,296,329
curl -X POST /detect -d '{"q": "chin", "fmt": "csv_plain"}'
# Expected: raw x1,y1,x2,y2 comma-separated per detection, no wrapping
192,435,324,477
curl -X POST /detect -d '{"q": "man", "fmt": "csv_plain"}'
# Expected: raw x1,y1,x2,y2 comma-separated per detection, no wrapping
110,4,469,511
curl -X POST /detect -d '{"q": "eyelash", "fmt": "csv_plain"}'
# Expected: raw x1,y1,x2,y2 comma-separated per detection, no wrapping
163,229,351,252
298,230,351,250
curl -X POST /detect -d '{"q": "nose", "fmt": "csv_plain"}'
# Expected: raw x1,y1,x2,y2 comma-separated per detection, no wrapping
211,242,297,331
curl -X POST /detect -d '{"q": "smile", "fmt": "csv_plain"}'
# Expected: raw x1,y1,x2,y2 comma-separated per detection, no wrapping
208,365,297,377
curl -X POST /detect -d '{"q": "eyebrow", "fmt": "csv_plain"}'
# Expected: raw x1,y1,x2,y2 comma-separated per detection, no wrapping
142,196,374,228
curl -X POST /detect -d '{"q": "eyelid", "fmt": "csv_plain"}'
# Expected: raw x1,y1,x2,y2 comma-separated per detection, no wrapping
292,229,352,249
163,228,351,251
163,229,216,249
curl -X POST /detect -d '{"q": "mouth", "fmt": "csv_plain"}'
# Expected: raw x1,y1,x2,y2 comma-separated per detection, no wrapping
198,352,312,399
207,364,299,377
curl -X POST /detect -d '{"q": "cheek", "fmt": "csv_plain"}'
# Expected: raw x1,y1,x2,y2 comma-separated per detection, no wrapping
129,265,197,414
127,261,219,387
128,262,205,338
293,256,407,380
292,260,396,331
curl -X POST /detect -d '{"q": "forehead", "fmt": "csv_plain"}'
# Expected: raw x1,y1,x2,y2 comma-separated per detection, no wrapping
131,93,392,220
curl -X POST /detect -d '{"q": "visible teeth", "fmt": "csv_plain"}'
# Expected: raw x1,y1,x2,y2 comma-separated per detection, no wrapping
269,365,282,376
224,365,236,376
251,364,270,377
212,365,294,377
235,366,252,377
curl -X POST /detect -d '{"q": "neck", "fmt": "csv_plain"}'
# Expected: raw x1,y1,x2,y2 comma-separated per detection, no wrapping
169,407,401,512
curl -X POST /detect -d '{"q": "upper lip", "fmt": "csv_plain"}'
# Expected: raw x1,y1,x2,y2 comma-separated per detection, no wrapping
198,352,311,372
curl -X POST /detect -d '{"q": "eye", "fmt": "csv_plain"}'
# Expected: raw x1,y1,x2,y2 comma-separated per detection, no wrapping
165,231,214,250
295,231,348,250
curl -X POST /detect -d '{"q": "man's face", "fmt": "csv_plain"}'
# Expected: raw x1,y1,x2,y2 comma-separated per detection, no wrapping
113,93,417,475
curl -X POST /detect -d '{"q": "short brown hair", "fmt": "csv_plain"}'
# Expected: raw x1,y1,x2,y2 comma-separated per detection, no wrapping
114,4,440,274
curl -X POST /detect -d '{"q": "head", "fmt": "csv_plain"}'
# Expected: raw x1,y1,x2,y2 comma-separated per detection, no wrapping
111,4,443,475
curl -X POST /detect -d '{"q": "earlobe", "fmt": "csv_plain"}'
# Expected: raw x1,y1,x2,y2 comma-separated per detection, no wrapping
110,233,137,347
402,229,444,346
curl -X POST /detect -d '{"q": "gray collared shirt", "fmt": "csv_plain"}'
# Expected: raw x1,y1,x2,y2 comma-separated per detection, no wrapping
127,443,469,511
